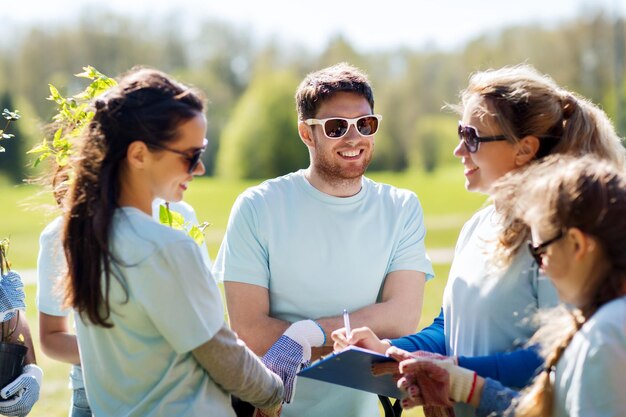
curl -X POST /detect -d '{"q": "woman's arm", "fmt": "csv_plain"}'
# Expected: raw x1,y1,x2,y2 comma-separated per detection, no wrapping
458,345,543,389
39,312,80,365
192,325,283,409
389,307,446,354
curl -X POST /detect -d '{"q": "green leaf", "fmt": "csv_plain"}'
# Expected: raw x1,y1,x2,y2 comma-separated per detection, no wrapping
48,84,63,103
0,145,4,152
158,204,174,227
188,226,206,245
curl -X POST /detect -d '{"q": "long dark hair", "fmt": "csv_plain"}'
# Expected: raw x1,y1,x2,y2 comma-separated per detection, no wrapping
62,67,204,327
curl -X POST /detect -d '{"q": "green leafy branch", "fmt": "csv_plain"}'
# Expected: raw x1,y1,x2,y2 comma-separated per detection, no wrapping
27,66,117,167
0,109,21,152
158,203,211,246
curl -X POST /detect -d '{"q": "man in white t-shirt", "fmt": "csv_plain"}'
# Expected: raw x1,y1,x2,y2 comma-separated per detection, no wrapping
213,63,434,417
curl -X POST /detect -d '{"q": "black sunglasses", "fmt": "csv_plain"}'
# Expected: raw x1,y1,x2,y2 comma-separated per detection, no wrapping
458,122,508,153
527,230,564,266
149,138,208,174
304,115,382,139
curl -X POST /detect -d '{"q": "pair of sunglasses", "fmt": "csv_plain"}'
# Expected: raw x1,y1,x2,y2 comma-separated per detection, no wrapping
304,115,382,139
149,138,208,174
527,230,564,266
457,122,507,153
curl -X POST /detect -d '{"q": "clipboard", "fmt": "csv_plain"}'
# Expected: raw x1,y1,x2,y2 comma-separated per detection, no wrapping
297,346,403,398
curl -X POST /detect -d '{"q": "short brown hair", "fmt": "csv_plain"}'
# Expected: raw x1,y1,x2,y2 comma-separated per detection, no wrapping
295,62,374,120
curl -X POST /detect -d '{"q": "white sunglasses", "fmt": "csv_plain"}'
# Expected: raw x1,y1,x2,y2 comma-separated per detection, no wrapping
304,114,382,139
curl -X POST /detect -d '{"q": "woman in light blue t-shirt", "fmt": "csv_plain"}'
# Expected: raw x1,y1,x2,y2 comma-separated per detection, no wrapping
395,156,626,417
36,199,209,417
57,67,291,417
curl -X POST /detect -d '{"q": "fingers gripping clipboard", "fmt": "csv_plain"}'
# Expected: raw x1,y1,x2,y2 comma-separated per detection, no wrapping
297,346,403,399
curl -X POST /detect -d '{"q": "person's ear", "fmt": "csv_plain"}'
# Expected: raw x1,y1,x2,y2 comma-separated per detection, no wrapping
567,227,591,261
126,141,150,170
514,135,540,166
298,121,314,148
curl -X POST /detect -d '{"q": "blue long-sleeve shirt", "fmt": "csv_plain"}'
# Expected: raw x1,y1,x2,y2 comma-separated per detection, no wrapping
389,308,543,389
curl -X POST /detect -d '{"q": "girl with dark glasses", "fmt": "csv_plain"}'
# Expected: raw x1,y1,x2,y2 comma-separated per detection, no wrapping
332,64,625,417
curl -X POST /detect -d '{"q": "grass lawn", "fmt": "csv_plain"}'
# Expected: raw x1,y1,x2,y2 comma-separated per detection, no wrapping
3,167,486,417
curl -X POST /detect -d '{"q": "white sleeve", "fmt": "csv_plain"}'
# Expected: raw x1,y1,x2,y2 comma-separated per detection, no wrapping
36,218,69,317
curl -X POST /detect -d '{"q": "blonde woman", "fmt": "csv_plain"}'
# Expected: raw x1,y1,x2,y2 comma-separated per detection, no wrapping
395,155,626,417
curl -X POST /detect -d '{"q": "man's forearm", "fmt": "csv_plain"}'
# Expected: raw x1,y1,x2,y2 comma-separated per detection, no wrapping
316,301,420,343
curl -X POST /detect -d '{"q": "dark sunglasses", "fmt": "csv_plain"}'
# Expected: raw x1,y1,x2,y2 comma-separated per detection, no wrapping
149,138,208,174
527,230,564,266
304,115,382,139
458,122,508,153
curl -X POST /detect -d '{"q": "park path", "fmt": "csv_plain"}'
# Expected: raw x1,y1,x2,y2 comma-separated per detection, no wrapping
17,247,456,285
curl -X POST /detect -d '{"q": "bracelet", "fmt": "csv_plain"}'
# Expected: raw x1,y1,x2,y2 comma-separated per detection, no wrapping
465,372,478,403
312,320,326,345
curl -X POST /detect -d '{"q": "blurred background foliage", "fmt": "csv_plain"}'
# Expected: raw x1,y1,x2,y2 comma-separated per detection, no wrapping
0,7,624,182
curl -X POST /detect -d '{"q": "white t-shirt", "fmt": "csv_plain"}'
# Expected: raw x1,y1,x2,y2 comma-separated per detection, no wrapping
444,205,559,417
75,207,229,417
36,200,211,391
214,170,434,417
554,296,626,417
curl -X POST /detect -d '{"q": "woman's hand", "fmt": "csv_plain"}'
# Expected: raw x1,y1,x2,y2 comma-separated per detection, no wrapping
330,326,390,354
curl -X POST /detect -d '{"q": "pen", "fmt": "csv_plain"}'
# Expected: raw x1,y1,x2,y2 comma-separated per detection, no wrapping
343,308,351,336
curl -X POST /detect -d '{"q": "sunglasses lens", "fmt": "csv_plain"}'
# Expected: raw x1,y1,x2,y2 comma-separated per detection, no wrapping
458,125,478,153
188,151,203,173
323,119,349,138
357,116,379,136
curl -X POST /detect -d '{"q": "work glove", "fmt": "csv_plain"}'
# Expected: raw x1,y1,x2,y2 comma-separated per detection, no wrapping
381,348,455,416
261,320,325,403
0,271,26,323
0,364,43,417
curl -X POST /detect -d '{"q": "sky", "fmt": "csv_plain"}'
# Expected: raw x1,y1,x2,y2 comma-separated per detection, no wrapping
2,0,625,52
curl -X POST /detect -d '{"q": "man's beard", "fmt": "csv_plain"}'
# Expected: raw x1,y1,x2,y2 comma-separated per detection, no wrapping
312,144,373,189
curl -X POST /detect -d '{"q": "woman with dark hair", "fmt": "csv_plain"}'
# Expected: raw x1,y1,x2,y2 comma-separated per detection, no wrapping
61,67,285,417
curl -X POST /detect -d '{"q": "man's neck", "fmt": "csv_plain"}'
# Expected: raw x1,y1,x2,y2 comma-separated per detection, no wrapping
304,167,362,197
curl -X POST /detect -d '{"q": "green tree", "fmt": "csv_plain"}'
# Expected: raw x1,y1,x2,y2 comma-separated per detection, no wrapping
216,70,306,179
409,114,458,173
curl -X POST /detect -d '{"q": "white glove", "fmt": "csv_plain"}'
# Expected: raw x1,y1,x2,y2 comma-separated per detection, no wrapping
282,319,325,361
0,364,43,417
430,360,477,403
262,320,325,403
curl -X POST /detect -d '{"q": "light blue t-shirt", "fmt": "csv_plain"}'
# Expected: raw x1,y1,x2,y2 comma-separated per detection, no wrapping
444,205,559,417
213,170,434,417
553,296,626,417
36,200,211,391
477,296,626,417
74,207,229,417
